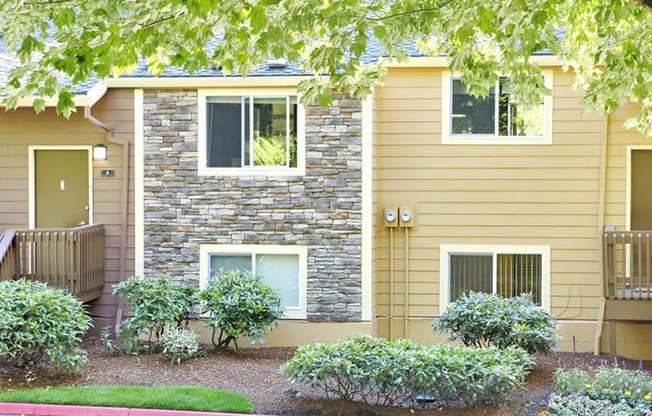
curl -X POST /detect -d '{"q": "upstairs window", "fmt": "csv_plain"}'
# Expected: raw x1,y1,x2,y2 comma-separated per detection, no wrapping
442,72,552,144
199,91,304,175
207,96,297,168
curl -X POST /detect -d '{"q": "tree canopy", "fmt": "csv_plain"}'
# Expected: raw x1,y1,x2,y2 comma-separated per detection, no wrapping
1,0,651,135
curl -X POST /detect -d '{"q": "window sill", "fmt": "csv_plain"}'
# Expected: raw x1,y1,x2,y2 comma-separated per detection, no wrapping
442,136,552,145
198,166,306,177
280,311,307,320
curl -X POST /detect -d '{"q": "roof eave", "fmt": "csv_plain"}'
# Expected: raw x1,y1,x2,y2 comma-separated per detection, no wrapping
5,79,108,109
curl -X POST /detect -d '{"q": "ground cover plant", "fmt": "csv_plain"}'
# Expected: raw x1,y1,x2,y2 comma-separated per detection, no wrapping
546,365,652,415
0,385,253,413
0,279,91,371
434,291,557,354
283,334,534,407
159,324,204,364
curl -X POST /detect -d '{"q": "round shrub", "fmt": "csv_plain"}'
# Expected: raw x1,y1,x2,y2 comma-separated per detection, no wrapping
283,334,534,407
433,291,557,354
113,274,197,346
200,269,283,350
0,278,91,371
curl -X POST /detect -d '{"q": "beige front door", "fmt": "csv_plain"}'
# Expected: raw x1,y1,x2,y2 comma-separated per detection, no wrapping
631,149,652,230
35,150,90,228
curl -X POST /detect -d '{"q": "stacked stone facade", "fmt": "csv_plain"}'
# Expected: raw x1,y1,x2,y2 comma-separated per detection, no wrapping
142,90,363,321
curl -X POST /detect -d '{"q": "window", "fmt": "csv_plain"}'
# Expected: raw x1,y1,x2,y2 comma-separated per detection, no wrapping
199,244,307,319
198,91,305,175
439,245,550,311
441,71,553,144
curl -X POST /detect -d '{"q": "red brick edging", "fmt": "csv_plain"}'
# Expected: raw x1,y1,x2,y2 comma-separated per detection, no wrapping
0,403,263,416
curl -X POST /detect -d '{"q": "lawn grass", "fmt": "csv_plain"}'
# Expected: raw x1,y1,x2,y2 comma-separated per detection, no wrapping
0,385,253,413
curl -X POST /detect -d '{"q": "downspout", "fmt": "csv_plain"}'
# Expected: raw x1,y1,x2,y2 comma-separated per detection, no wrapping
594,113,610,355
84,106,130,334
404,227,409,339
389,227,394,340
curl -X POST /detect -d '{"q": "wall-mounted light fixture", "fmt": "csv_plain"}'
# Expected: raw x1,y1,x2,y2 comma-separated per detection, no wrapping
93,144,107,161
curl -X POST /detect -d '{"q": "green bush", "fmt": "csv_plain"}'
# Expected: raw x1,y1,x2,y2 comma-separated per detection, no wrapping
433,291,557,354
0,279,91,371
159,325,205,364
200,269,283,350
283,334,534,407
100,326,144,356
553,366,652,408
113,274,197,347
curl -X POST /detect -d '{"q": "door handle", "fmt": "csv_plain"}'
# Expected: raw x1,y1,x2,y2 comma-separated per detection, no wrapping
76,221,86,226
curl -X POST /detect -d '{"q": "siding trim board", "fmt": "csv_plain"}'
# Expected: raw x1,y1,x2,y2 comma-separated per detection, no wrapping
134,89,145,276
361,95,374,321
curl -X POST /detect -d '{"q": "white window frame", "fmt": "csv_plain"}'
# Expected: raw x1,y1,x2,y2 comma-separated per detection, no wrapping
439,244,551,312
441,71,553,145
198,88,306,176
199,244,308,319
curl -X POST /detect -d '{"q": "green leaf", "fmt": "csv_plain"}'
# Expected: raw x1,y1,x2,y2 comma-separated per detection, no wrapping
33,98,46,113
249,6,267,34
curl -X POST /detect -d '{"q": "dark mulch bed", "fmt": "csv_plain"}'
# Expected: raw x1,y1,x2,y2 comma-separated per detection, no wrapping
0,341,650,416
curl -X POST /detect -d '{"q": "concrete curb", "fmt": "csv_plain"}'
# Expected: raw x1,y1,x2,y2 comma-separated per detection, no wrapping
0,403,260,416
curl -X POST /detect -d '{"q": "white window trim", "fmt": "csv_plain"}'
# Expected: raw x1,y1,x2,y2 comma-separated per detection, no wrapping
199,244,308,319
197,88,306,176
441,71,553,145
439,244,551,313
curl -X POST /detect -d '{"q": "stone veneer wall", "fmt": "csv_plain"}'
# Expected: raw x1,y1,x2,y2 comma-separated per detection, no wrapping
142,90,363,321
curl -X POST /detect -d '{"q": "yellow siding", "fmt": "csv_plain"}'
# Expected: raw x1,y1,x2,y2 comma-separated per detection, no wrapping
374,67,606,341
603,101,651,229
0,89,135,330
371,92,379,324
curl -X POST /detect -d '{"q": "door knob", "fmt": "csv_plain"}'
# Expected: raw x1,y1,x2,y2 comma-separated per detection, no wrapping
76,221,86,226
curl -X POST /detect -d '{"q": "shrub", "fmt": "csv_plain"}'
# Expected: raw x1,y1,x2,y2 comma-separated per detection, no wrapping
100,326,147,356
200,269,283,350
159,325,205,364
0,279,91,371
283,334,534,407
433,291,557,354
113,274,197,346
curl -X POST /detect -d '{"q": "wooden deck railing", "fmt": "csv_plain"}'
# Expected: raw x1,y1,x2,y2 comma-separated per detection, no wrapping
0,230,17,281
603,230,652,300
0,224,105,302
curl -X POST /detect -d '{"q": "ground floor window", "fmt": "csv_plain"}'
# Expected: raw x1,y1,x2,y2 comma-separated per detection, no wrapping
439,244,550,311
200,244,307,319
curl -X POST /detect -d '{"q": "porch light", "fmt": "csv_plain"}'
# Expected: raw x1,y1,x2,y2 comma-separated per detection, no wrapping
93,144,107,161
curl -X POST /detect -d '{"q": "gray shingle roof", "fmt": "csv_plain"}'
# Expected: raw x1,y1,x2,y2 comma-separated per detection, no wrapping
0,30,559,95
